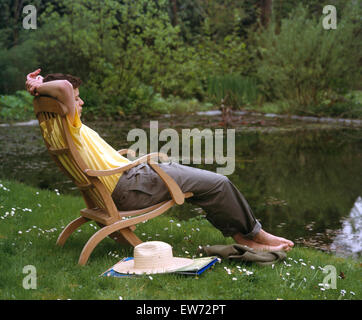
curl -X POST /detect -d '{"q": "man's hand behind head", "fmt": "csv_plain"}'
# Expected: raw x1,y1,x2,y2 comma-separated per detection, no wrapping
26,68,43,96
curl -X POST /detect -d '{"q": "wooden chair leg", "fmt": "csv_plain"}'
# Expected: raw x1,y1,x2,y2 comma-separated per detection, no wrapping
118,227,142,247
78,200,174,265
78,223,142,266
56,216,89,247
95,222,135,245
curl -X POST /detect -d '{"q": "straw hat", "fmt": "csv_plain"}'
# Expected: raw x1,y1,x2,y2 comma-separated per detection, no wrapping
113,241,194,275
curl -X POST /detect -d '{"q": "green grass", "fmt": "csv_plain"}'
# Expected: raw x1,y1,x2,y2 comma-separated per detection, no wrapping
0,179,360,300
206,74,259,109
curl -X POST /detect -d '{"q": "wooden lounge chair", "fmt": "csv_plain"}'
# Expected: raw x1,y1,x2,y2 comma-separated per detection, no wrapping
33,95,193,265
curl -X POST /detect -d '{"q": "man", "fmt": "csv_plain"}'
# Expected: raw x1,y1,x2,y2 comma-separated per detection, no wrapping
26,68,294,252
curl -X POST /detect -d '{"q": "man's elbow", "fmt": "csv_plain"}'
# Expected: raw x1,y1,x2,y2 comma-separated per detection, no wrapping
57,80,73,99
54,80,75,117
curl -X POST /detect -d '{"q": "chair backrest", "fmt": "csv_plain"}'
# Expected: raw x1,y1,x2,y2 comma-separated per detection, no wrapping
33,96,119,222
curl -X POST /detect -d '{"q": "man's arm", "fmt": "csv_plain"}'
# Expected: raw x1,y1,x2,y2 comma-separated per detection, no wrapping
26,69,76,122
37,80,76,121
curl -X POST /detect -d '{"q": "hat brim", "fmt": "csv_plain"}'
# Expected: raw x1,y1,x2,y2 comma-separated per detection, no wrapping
113,257,194,275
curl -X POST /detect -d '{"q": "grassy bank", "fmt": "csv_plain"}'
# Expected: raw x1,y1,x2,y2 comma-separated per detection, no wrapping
250,90,362,119
0,179,360,300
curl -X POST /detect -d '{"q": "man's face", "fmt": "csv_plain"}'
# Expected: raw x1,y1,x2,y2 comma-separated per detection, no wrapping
74,88,84,117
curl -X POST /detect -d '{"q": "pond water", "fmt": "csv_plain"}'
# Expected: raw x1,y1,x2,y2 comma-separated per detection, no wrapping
0,113,361,258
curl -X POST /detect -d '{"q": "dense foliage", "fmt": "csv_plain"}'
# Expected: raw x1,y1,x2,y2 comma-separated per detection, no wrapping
0,0,361,120
255,3,362,115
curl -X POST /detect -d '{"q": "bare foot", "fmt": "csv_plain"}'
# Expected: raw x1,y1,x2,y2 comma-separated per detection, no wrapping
253,229,294,248
233,233,291,252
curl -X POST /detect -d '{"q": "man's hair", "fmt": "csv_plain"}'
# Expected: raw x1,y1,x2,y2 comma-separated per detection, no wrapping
43,73,82,89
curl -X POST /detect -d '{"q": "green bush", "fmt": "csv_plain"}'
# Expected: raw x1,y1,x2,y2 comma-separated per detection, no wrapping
1,0,256,117
35,0,206,116
310,99,362,119
254,3,362,114
32,0,254,116
126,84,157,115
0,90,34,122
78,83,104,118
160,95,213,115
0,36,38,94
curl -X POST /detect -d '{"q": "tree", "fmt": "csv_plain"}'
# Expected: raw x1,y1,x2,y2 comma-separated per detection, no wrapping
260,0,272,27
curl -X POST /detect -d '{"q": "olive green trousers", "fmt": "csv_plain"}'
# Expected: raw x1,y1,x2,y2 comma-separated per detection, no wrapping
111,161,261,239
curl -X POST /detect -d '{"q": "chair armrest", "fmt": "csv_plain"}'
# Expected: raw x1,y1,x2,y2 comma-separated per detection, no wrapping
147,161,185,205
117,149,136,158
84,152,185,205
84,152,170,177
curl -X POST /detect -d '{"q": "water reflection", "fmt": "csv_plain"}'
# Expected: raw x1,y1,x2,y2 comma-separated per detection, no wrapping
330,196,362,258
